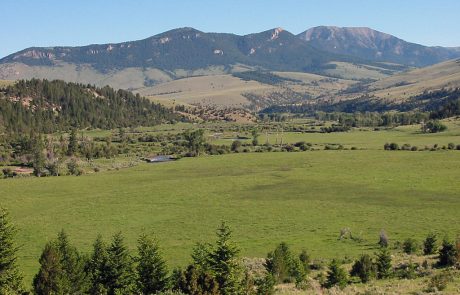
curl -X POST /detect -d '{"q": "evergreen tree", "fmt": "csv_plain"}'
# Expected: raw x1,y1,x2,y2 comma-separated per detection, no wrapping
0,207,23,293
438,238,457,267
403,238,418,255
251,128,259,146
136,233,168,294
106,232,136,294
32,134,45,177
207,222,242,295
376,247,392,279
56,230,89,293
173,264,220,295
265,242,302,283
254,274,275,295
33,243,66,295
350,254,376,283
423,233,437,255
87,235,109,295
324,259,348,289
67,129,78,156
190,242,212,272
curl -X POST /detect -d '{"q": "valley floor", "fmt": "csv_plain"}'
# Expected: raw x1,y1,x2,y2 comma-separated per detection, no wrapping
2,144,460,285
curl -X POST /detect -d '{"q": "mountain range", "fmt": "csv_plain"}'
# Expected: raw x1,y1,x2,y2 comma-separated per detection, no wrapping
2,26,459,86
1,26,460,113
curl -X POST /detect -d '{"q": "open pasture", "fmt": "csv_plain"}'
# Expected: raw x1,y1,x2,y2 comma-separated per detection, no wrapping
1,144,460,283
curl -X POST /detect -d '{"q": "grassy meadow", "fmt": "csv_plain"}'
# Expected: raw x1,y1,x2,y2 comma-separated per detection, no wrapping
2,120,460,285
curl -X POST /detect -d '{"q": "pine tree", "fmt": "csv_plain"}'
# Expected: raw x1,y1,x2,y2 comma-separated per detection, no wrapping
106,232,136,294
191,242,212,272
208,222,242,295
350,254,376,283
32,134,45,177
0,207,23,293
136,233,168,294
87,235,109,295
376,247,392,279
438,238,457,267
325,259,348,289
56,230,89,293
265,242,297,284
67,128,78,156
423,233,437,255
33,243,65,295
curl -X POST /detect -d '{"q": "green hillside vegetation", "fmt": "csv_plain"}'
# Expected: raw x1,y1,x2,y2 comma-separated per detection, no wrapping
0,79,179,133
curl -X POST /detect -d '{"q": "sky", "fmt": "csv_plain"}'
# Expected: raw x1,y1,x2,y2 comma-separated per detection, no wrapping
2,0,460,58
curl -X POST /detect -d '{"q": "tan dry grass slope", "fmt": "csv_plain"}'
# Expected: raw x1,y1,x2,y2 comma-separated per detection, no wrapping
137,74,275,107
0,62,174,90
368,59,460,100
139,72,359,108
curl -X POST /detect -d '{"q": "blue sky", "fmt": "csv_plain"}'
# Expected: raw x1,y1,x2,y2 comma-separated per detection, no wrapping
2,0,459,58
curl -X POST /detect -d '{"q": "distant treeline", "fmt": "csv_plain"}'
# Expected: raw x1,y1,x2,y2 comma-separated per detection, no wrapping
314,111,429,127
232,71,301,85
0,79,181,134
261,88,460,126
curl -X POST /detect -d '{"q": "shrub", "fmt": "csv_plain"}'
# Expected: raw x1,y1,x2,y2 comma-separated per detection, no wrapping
403,238,418,254
67,158,83,176
231,140,242,152
294,141,311,151
397,260,418,279
2,168,16,178
410,146,418,151
422,120,447,133
350,254,376,283
401,143,411,151
423,233,437,255
282,145,294,152
384,143,399,150
447,143,455,150
427,270,454,292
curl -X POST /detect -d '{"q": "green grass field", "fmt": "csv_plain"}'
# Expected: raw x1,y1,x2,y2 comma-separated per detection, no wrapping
2,142,460,284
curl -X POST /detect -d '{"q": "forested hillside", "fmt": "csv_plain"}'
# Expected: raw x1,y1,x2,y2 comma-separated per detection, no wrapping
0,79,180,133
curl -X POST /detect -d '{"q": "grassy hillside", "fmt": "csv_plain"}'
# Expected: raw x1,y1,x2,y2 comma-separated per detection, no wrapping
0,79,15,88
322,61,397,80
139,74,273,107
140,71,358,108
368,59,460,100
1,121,460,284
0,62,174,90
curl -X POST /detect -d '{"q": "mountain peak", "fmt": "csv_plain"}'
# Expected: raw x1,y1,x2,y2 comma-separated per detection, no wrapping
300,26,392,42
298,26,460,66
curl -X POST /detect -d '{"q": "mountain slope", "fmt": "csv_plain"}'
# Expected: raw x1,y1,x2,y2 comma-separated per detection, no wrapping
299,26,460,67
367,58,460,99
0,27,339,74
